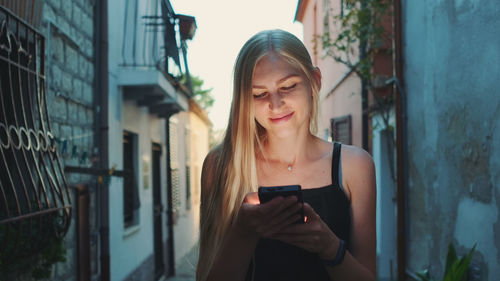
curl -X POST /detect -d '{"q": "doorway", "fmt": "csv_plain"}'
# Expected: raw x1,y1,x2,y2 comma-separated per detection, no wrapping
152,143,164,280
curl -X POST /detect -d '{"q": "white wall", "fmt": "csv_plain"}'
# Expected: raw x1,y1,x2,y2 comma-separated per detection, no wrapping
372,113,397,281
170,112,200,266
108,1,156,280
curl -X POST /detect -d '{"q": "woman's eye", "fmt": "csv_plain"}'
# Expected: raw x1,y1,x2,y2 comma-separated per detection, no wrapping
253,92,268,99
281,83,297,91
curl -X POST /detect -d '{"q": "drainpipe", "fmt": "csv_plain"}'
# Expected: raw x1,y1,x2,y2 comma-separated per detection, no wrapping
95,0,110,279
360,1,369,151
393,0,407,280
165,113,176,277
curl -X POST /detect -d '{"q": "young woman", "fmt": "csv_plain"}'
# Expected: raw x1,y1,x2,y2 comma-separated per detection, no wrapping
196,29,376,281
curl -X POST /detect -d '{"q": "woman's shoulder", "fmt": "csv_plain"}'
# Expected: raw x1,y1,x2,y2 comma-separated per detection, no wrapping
339,143,374,167
339,143,375,199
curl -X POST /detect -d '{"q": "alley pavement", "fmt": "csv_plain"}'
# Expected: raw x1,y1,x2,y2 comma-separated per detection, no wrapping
165,245,198,281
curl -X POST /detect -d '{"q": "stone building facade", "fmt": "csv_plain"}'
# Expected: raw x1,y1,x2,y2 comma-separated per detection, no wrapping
0,0,96,280
41,0,97,280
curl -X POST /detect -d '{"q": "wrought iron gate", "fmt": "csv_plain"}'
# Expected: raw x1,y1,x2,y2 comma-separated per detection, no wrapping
0,5,71,274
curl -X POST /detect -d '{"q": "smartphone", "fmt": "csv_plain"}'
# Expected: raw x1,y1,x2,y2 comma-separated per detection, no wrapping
258,185,304,224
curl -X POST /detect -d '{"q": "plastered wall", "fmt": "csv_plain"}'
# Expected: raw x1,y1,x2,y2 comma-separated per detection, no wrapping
403,1,500,279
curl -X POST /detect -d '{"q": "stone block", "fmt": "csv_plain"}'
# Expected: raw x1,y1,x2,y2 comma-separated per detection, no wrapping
68,102,79,124
43,3,57,23
84,0,95,16
48,0,61,10
51,122,61,139
86,109,94,125
65,46,79,75
51,35,64,63
61,0,73,21
62,71,73,93
60,125,72,141
82,38,93,58
82,82,93,104
81,13,93,38
51,64,62,90
78,106,87,122
72,4,83,29
47,95,67,120
79,56,89,79
87,59,94,80
73,78,82,100
57,18,71,38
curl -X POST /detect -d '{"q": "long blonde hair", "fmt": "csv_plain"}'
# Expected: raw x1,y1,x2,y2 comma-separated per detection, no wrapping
196,29,320,281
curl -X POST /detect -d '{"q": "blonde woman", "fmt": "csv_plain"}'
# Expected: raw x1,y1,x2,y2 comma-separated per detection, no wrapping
197,29,376,281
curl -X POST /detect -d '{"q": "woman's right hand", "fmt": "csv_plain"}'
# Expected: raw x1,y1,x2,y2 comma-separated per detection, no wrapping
235,192,303,239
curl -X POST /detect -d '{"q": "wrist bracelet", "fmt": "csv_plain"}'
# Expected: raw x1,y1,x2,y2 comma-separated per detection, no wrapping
321,239,346,267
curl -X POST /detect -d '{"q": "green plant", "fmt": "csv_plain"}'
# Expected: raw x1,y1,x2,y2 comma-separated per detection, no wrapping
181,74,215,112
416,243,476,281
30,237,67,280
0,215,68,280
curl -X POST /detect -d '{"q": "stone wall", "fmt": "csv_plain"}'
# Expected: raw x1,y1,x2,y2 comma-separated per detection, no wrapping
403,1,500,280
41,0,96,280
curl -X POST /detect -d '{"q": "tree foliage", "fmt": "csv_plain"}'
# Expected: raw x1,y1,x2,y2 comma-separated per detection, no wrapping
321,0,392,85
183,74,214,112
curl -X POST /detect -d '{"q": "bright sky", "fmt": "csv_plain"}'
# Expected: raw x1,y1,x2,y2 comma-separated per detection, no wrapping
172,0,303,130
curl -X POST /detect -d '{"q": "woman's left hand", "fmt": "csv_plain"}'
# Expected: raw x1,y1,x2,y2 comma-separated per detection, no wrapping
269,202,339,259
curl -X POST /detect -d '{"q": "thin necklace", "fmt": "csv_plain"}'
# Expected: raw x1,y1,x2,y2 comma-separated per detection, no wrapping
286,157,296,172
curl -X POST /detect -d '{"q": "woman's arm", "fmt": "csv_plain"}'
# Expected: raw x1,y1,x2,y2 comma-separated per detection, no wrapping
200,151,303,281
199,151,256,281
322,145,376,280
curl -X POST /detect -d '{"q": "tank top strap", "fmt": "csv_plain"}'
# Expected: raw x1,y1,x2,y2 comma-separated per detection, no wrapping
331,142,342,189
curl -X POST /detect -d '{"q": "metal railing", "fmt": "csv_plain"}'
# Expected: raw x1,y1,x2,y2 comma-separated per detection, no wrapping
0,5,71,273
121,0,182,77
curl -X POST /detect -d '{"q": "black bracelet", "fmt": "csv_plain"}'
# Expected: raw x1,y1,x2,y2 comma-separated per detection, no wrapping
321,239,346,267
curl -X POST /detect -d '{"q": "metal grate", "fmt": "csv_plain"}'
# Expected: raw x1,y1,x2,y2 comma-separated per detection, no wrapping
0,6,71,271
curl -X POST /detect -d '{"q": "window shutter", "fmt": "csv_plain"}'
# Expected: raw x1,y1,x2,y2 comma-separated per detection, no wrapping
169,121,180,211
330,115,352,145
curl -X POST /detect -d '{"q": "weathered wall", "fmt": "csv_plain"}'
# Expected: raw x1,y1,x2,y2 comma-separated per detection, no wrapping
403,0,500,280
41,0,96,280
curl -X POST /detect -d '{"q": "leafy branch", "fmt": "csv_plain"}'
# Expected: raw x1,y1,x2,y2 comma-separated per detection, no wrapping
321,0,393,128
182,74,215,112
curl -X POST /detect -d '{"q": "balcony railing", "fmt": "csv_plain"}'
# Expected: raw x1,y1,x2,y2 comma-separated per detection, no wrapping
121,0,182,78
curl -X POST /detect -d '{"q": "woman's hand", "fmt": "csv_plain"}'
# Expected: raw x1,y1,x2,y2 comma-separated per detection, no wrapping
235,192,304,240
269,202,339,259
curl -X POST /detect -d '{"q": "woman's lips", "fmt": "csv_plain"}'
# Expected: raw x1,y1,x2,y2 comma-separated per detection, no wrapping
269,112,294,123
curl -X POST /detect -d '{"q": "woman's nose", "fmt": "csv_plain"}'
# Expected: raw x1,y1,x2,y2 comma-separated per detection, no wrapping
269,92,284,110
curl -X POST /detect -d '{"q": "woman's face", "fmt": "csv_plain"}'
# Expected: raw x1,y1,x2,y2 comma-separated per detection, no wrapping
251,53,314,138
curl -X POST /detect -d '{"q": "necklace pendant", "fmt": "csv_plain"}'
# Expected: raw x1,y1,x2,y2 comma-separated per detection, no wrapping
287,165,292,171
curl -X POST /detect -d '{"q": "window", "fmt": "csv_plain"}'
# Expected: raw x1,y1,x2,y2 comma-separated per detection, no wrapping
331,115,352,145
123,131,140,227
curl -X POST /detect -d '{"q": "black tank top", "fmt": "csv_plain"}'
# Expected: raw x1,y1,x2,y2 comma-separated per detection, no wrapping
246,142,352,281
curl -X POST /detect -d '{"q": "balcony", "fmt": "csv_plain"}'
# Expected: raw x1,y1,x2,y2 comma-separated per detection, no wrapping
118,0,196,116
